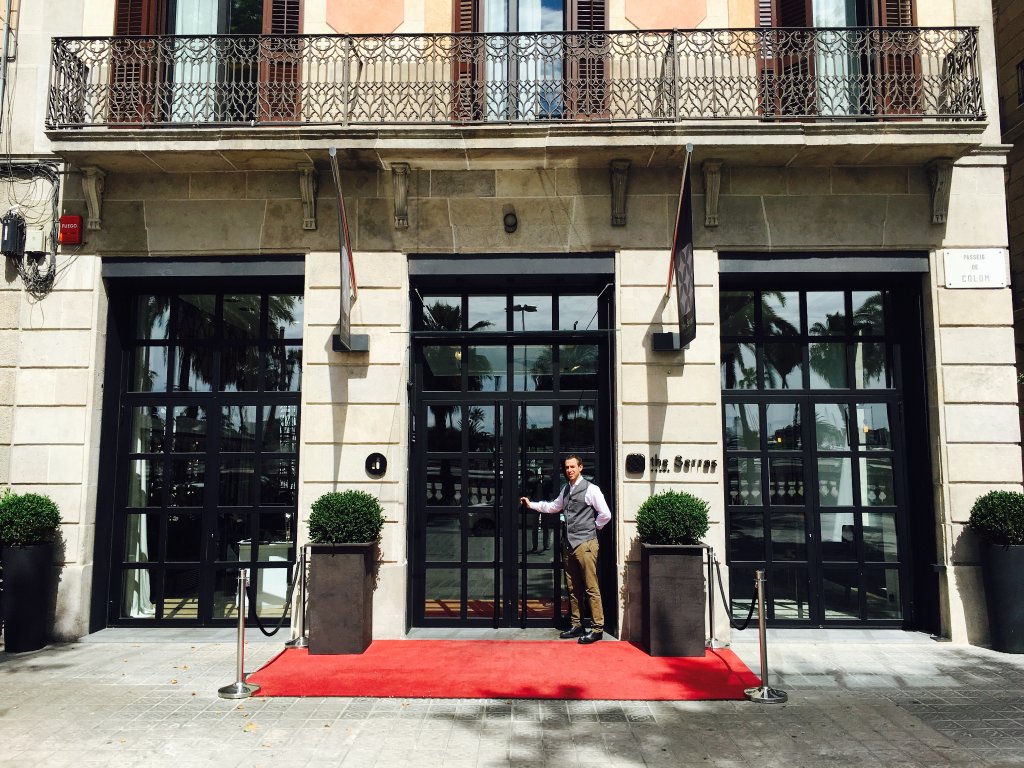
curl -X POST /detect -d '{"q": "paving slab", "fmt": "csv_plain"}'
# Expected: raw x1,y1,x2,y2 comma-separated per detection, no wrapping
0,629,1023,766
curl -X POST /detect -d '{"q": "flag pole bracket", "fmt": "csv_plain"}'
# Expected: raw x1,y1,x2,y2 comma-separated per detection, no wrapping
333,333,370,353
650,332,681,352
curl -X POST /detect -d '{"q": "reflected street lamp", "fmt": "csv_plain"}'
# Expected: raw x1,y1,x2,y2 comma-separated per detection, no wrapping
511,303,537,389
512,304,538,558
511,303,537,331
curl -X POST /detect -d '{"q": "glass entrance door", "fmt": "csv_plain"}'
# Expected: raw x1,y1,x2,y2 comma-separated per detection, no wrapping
418,399,506,622
414,396,604,626
411,288,614,629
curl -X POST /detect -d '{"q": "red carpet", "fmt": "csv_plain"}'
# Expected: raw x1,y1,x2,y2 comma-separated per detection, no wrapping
247,641,760,700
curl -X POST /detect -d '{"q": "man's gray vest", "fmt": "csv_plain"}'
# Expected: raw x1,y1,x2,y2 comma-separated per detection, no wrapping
562,478,598,550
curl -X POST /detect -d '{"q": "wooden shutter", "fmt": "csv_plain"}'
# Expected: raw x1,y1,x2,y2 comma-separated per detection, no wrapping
872,0,920,116
758,0,813,117
110,0,164,124
267,0,302,33
573,0,606,30
114,0,157,36
260,0,303,121
756,0,776,117
451,0,481,121
877,0,914,26
774,0,810,27
567,0,607,119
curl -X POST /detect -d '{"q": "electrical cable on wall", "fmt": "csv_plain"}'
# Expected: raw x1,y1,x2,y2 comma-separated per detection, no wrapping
0,9,72,300
1,161,62,297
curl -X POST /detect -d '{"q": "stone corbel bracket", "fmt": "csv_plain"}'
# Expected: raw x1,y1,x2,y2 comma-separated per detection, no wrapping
81,166,106,231
610,159,630,227
702,160,722,227
929,158,953,224
298,163,318,230
392,163,410,229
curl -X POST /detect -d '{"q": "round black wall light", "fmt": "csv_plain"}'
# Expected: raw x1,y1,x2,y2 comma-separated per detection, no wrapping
365,452,387,478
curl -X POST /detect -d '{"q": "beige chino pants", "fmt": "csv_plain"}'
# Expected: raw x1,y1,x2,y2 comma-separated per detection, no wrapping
563,538,603,633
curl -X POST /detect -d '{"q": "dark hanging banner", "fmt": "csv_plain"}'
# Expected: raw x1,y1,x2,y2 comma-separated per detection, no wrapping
329,147,368,353
667,145,696,348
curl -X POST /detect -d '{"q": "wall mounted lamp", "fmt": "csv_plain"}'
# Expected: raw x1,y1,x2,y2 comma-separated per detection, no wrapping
502,204,518,233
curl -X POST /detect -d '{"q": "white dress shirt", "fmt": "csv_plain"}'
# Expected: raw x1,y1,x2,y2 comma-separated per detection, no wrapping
525,477,612,530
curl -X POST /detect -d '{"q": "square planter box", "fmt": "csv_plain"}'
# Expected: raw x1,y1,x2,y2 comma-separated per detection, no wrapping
308,543,375,655
981,542,1024,654
640,543,707,657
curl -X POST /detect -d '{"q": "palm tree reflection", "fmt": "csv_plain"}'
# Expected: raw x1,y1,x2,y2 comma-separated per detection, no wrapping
136,294,302,393
721,290,800,390
422,301,496,506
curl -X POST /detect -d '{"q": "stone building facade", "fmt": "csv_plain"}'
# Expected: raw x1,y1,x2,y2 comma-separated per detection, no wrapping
994,0,1024,445
0,0,1018,648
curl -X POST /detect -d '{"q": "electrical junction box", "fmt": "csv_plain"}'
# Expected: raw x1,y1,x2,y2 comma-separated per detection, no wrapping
59,214,82,245
24,227,48,253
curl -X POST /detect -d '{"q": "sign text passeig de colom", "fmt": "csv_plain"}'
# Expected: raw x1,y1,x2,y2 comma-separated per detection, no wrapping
942,248,1008,289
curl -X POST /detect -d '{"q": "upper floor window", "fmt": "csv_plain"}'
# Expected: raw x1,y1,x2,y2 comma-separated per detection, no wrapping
455,0,604,35
114,0,300,36
451,0,608,120
756,0,919,118
111,0,302,122
481,0,564,32
757,0,914,27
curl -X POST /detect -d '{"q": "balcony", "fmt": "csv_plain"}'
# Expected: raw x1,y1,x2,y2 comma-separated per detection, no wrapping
46,27,986,171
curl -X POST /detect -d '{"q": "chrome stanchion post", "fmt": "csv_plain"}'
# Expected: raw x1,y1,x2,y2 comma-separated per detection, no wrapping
744,569,787,704
285,544,309,648
219,568,260,699
706,545,720,649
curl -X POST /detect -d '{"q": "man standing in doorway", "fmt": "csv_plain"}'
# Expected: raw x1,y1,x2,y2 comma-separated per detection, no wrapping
520,454,611,644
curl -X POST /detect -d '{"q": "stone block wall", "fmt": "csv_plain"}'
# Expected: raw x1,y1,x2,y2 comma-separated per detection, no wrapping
993,0,1024,472
2,254,104,641
615,248,728,644
7,158,1017,642
0,267,16,489
300,249,410,639
929,160,1019,644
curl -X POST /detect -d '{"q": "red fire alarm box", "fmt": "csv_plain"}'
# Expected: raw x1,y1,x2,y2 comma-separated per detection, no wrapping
59,214,83,245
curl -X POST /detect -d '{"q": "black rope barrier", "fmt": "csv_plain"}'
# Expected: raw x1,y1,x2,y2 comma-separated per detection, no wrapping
245,564,300,638
713,555,757,631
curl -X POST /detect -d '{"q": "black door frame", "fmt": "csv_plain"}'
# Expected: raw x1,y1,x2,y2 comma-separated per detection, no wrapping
720,270,937,629
93,270,304,629
411,389,607,628
406,273,617,633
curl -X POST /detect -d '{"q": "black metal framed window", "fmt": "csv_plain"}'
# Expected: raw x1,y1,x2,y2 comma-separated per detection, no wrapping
721,285,913,627
109,288,302,626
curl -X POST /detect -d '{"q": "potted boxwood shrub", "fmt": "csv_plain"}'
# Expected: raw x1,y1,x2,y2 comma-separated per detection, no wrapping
306,490,385,655
0,490,61,653
968,490,1024,653
636,490,710,657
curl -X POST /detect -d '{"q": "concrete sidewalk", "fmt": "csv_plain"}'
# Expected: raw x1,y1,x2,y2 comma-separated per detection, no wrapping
1,629,1023,767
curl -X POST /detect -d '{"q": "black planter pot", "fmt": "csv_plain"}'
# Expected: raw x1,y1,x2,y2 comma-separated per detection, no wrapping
981,542,1024,654
307,542,375,655
2,543,54,653
640,543,706,657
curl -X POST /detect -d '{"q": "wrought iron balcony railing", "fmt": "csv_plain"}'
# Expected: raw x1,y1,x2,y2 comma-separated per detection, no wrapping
47,27,983,129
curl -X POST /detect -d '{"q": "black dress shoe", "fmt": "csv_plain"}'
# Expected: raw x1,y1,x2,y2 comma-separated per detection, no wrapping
578,631,603,644
559,626,586,639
